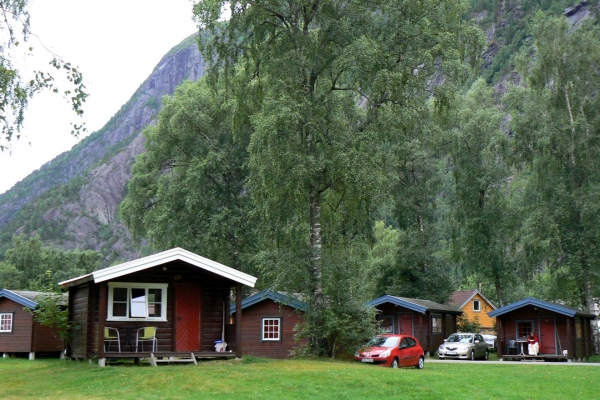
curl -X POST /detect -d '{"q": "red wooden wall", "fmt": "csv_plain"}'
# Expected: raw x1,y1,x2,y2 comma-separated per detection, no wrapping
238,300,306,359
0,297,62,354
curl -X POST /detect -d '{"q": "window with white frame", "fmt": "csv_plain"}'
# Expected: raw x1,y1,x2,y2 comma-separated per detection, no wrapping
473,300,481,311
262,318,281,341
0,313,13,332
107,282,168,321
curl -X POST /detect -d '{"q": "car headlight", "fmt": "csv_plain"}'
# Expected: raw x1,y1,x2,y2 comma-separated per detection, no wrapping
379,349,391,358
439,344,445,350
354,351,359,356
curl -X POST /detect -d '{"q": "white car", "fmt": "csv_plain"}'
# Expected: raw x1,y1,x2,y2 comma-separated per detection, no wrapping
438,333,489,360
481,334,497,350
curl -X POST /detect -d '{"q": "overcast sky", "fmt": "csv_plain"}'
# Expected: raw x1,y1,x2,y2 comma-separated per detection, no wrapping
0,0,198,194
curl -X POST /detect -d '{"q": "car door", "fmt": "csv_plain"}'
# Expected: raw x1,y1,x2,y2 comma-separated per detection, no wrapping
475,334,486,357
398,337,410,367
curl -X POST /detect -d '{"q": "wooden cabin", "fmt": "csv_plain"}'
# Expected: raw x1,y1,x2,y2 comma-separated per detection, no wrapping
448,289,497,334
230,290,307,359
488,297,596,362
368,295,462,356
0,289,65,359
58,248,257,366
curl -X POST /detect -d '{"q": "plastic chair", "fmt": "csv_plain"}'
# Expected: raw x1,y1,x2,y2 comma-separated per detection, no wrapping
136,326,158,352
508,339,517,355
104,327,121,352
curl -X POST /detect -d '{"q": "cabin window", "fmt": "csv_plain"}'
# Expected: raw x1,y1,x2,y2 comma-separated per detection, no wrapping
473,300,481,312
516,320,533,338
0,313,13,333
107,283,168,321
432,315,442,334
379,316,394,333
262,318,281,341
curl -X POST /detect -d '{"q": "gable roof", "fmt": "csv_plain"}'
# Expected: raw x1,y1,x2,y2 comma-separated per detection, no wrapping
448,289,496,310
59,247,257,289
0,289,67,309
488,297,595,318
368,295,463,315
231,290,307,314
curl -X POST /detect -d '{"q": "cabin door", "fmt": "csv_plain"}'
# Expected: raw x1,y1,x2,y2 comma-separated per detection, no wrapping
175,283,201,351
540,317,556,355
399,313,414,335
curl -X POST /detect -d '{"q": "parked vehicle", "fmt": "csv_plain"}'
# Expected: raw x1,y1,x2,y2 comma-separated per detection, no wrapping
481,334,497,350
354,334,425,369
438,333,489,360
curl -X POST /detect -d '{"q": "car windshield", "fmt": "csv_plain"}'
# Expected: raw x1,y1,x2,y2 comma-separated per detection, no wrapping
366,336,400,348
446,334,473,343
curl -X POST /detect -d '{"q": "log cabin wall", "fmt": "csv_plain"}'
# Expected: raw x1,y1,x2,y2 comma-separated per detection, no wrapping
238,301,306,359
68,284,90,358
32,321,62,352
200,279,229,352
0,297,33,353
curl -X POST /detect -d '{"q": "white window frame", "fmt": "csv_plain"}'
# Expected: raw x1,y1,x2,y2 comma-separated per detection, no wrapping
0,313,13,333
107,282,168,322
473,300,481,312
262,317,281,341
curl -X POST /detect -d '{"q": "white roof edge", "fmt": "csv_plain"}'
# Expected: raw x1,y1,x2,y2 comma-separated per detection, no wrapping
460,290,497,310
92,247,256,287
58,273,94,288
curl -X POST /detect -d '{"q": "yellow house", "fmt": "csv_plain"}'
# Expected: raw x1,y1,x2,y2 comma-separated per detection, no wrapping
449,290,497,334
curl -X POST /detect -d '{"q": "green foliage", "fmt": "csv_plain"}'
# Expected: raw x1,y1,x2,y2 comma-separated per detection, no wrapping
456,314,482,333
194,0,484,357
25,272,73,354
121,78,256,274
0,235,101,290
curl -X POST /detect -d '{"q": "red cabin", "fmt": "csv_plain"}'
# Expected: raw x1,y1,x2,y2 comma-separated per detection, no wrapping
59,248,257,366
489,297,596,362
368,295,461,356
231,290,307,358
0,289,65,359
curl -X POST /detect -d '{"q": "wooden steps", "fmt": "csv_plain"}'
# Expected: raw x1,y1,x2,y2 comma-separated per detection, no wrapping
150,353,198,367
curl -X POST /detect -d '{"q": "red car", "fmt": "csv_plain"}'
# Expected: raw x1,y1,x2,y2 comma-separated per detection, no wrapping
354,334,425,369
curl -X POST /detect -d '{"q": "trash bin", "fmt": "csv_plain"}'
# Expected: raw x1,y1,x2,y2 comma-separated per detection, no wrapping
214,340,227,352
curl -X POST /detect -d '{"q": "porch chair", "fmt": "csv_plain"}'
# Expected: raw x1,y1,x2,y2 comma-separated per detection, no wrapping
136,326,158,352
104,327,121,353
508,339,517,355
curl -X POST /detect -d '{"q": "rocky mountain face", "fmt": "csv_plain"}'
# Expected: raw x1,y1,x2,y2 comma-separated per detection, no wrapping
0,35,206,265
0,2,595,266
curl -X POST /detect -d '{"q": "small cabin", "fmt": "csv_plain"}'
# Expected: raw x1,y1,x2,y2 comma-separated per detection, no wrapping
231,290,307,358
368,295,462,356
489,297,596,362
0,289,65,359
59,248,257,366
448,289,497,334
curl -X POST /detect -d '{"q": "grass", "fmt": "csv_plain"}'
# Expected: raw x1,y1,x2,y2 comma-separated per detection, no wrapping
0,356,599,399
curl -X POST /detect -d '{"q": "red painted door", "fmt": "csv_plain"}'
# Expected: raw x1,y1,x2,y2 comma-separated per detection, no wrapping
399,313,413,335
540,317,556,355
175,283,201,351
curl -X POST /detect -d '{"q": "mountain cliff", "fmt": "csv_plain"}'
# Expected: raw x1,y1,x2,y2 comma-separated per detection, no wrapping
0,34,206,264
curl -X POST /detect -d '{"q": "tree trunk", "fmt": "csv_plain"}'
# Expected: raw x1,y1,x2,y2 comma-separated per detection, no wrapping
309,188,324,311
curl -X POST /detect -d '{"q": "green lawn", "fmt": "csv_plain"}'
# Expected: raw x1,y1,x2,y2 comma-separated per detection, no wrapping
0,356,599,399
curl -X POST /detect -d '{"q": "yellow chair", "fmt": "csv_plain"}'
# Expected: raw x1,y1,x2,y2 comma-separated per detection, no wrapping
136,326,158,352
104,327,121,352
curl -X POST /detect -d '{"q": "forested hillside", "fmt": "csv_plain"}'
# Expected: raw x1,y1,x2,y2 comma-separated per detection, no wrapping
0,0,598,356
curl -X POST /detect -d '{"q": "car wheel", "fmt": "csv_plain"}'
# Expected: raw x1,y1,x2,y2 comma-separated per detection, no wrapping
392,358,399,369
484,350,489,360
470,350,475,361
415,357,424,369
